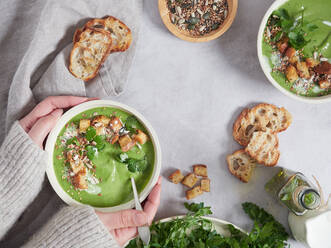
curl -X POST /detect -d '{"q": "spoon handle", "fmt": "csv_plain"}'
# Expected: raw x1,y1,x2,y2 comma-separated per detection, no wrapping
130,177,151,245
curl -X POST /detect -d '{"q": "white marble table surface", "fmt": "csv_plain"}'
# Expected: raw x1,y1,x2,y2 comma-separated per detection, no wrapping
113,0,331,247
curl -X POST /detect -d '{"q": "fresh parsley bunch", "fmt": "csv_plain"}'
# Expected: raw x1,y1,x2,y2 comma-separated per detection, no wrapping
126,202,289,248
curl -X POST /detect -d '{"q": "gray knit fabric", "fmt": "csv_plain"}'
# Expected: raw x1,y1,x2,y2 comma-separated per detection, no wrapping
0,122,119,247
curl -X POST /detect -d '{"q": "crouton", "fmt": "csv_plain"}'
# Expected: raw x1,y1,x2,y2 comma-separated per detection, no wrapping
306,58,319,68
70,159,85,174
286,65,299,83
92,115,111,127
285,47,298,64
186,186,203,200
319,80,331,89
95,126,106,136
193,164,208,177
73,169,88,189
169,170,185,184
296,61,310,79
276,37,289,54
182,173,199,188
314,61,331,75
134,130,148,145
111,134,119,144
79,119,91,133
110,116,123,133
119,135,136,152
201,178,210,192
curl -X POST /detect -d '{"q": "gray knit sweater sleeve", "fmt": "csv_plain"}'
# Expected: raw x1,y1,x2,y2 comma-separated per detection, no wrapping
0,121,45,237
23,205,119,248
0,122,119,248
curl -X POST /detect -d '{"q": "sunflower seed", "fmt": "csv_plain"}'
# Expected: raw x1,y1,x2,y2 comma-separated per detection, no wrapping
191,12,195,17
178,18,185,24
199,25,206,32
176,6,182,15
205,0,208,6
212,4,217,10
197,8,203,15
224,10,228,18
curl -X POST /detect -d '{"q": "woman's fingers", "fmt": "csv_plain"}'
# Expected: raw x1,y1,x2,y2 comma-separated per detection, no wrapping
110,227,137,247
96,209,149,230
20,96,88,132
28,109,63,148
143,177,162,224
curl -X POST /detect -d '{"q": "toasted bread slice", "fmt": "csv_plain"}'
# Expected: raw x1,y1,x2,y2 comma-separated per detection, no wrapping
233,108,267,146
69,28,112,81
200,178,210,192
182,173,198,188
245,131,280,167
84,16,132,53
227,149,256,183
169,169,184,184
193,164,208,177
250,104,292,133
186,186,203,200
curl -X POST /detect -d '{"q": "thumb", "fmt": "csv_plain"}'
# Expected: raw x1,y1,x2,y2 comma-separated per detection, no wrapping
96,209,149,230
28,109,63,148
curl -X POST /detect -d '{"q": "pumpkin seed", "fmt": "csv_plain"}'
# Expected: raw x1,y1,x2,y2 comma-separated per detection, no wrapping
212,23,220,30
188,17,200,24
176,6,182,15
187,24,195,30
181,3,192,8
170,7,176,14
203,12,210,19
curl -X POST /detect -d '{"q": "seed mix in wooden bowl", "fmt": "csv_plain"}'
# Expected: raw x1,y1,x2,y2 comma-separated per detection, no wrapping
167,0,228,36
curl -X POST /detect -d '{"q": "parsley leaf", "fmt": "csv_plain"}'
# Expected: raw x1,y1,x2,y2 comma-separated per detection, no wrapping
86,127,96,141
125,116,139,133
86,145,97,160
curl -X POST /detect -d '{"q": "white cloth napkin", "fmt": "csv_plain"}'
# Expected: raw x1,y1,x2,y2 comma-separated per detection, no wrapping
5,0,142,131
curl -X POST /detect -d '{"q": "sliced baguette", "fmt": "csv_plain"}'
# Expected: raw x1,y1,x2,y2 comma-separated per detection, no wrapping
245,131,280,167
250,103,292,133
69,28,112,81
84,16,132,52
227,149,256,183
233,109,266,146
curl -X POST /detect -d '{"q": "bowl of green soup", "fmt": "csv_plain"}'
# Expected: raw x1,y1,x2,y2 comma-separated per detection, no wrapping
45,100,161,212
258,0,331,103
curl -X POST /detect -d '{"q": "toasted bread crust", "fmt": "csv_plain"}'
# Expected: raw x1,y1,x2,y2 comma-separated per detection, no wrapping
227,149,256,183
182,173,198,188
200,178,210,192
186,186,203,200
69,28,112,81
193,164,208,177
232,108,252,146
169,169,184,184
84,16,132,53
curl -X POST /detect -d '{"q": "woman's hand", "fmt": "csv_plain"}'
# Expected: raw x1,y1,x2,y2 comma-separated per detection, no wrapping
96,177,162,247
19,96,89,148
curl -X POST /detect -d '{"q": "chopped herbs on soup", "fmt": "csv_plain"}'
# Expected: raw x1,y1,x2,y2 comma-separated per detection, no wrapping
53,107,155,207
262,0,331,97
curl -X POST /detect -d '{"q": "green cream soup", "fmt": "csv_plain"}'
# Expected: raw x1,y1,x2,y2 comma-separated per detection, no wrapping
262,0,331,97
53,107,155,207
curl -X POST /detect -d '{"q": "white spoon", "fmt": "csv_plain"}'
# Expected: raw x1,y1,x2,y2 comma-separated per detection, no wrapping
130,177,150,245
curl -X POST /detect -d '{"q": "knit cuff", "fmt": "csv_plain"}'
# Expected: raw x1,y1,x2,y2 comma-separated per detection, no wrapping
0,121,46,237
24,205,119,248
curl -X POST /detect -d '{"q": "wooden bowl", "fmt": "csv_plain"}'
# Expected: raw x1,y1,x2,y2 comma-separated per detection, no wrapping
158,0,238,42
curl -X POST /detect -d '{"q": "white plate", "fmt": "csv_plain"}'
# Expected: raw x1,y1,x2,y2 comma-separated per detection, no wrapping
45,100,162,212
257,0,331,103
125,215,246,246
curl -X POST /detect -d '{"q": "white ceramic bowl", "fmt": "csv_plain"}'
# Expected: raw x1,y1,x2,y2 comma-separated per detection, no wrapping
45,100,162,212
257,0,331,103
124,215,246,246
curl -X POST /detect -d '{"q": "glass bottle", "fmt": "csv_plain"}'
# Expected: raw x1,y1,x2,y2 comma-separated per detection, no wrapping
265,168,321,215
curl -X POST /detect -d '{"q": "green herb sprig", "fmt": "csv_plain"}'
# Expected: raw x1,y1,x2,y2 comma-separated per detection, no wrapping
126,202,289,248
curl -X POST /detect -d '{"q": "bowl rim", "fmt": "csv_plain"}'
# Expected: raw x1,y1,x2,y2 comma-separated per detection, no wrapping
257,0,331,104
158,0,238,43
45,100,162,212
